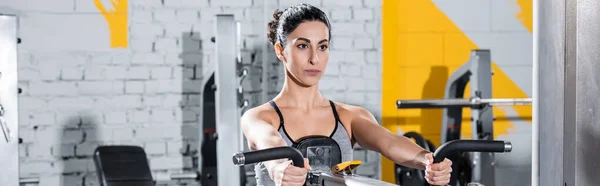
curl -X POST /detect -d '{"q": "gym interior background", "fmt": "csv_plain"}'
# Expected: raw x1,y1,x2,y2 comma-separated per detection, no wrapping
0,0,534,185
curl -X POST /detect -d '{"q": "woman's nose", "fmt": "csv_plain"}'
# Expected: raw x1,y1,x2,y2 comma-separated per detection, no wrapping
309,50,319,65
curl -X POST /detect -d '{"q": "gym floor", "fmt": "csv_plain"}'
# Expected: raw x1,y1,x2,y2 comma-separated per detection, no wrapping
0,0,546,185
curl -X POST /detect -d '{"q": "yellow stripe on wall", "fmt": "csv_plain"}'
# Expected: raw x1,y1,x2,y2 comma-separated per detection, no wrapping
516,0,533,32
381,0,532,183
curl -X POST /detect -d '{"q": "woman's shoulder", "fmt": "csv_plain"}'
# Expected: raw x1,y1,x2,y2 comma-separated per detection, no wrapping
241,103,279,124
330,101,374,118
243,103,278,118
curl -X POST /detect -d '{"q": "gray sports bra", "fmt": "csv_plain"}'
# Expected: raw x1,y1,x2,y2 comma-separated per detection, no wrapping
253,100,354,186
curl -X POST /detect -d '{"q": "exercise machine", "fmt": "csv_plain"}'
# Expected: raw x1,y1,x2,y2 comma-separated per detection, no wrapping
92,14,250,186
396,50,531,186
233,138,512,186
174,14,250,186
0,13,41,186
0,13,20,186
211,14,249,186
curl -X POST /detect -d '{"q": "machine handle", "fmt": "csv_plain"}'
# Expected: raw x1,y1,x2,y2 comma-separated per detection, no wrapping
432,140,512,163
232,146,304,168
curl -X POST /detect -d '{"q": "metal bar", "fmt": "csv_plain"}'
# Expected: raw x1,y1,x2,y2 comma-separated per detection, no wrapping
573,0,600,185
170,173,198,180
531,0,539,184
319,172,398,186
564,0,577,185
215,14,243,186
397,99,474,108
441,51,471,145
0,14,19,186
397,98,533,109
19,178,40,184
538,0,566,185
480,98,533,105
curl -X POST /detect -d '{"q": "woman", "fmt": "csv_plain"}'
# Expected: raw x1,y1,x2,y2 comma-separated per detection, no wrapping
241,4,453,186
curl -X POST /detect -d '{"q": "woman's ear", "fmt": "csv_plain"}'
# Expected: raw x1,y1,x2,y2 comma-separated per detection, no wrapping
274,43,286,63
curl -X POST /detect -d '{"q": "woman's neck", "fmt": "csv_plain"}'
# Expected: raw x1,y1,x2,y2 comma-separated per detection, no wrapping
274,74,326,111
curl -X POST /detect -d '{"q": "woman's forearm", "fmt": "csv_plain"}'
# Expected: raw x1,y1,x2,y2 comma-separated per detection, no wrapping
381,135,431,170
254,133,289,180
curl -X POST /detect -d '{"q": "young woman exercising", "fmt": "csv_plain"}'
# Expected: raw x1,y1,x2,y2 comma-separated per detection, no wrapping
241,4,453,186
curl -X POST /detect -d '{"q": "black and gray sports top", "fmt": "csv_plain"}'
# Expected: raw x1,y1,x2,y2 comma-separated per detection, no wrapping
253,100,354,186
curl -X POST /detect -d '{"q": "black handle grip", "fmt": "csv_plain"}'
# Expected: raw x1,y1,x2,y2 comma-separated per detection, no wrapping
433,140,512,163
232,146,304,168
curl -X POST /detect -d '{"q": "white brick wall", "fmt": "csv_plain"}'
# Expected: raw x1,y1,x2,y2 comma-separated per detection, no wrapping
7,0,383,185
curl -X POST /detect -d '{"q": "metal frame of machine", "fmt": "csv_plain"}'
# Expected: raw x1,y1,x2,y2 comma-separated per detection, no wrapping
173,14,251,186
213,14,248,186
91,14,250,186
396,50,532,185
0,13,250,186
0,13,19,186
440,50,495,185
233,140,512,186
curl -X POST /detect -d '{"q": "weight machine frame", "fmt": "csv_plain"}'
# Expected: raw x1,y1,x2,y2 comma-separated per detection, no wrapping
0,13,250,186
440,49,495,185
396,50,498,185
212,14,248,186
0,13,19,186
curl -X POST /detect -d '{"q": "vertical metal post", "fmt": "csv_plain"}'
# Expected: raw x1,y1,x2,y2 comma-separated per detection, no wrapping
0,14,19,186
538,1,600,185
441,58,470,144
215,14,243,186
468,50,494,185
261,0,270,103
537,0,565,184
563,0,577,185
531,0,539,185
572,0,600,184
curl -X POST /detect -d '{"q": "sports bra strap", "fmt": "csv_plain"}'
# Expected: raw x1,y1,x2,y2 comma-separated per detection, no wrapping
269,100,284,126
329,100,341,123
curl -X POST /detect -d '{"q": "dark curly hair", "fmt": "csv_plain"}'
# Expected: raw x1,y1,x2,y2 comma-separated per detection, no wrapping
267,3,332,47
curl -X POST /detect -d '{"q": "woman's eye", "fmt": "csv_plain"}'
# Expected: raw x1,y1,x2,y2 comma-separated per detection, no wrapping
319,45,328,50
297,44,308,49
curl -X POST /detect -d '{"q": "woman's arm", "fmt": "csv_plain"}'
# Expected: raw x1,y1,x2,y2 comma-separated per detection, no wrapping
241,107,286,151
241,107,312,184
240,107,289,176
349,106,430,170
348,105,453,185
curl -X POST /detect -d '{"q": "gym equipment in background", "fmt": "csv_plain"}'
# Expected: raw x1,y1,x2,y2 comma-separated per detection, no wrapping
0,13,41,186
0,13,20,186
394,132,432,186
233,139,512,186
169,14,251,186
93,14,251,186
212,14,249,186
93,146,155,186
200,73,217,185
396,50,531,186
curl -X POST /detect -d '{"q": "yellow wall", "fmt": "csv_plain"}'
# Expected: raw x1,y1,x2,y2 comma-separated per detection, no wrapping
381,0,532,183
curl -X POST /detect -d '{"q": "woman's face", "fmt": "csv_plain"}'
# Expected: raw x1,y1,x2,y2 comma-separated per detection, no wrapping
276,21,330,87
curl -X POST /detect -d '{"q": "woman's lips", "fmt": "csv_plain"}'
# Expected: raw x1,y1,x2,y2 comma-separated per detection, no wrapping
304,69,321,76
